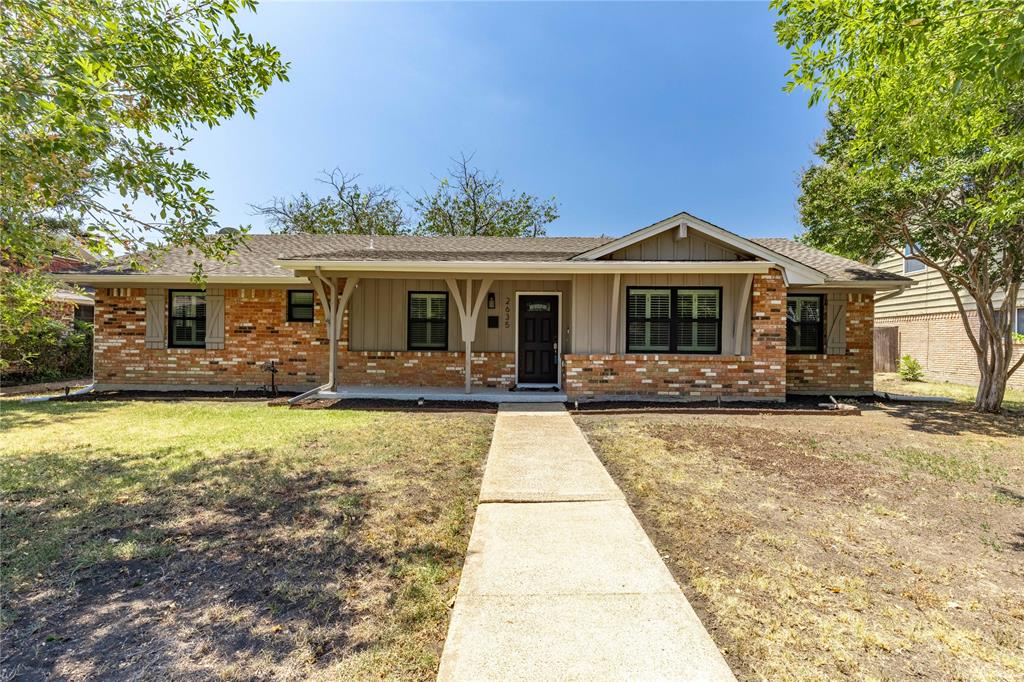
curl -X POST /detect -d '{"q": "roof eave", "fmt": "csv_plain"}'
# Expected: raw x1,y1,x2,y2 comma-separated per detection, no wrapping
274,258,780,276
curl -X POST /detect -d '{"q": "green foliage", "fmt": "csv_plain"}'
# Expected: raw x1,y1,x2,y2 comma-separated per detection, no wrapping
1,0,289,274
774,0,1024,411
898,355,924,382
253,169,408,235
0,272,92,382
413,154,559,237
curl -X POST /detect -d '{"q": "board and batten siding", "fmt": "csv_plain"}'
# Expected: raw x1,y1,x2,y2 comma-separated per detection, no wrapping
347,278,572,353
874,252,1021,318
602,230,745,261
572,273,753,355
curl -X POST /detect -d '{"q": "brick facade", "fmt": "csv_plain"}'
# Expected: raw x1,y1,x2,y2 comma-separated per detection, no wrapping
878,310,1024,390
786,293,875,395
95,287,333,389
94,271,880,398
338,351,516,389
563,270,788,401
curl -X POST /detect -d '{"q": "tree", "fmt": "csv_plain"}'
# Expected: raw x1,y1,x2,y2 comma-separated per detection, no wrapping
413,154,559,237
1,0,289,275
774,0,1024,412
253,169,408,235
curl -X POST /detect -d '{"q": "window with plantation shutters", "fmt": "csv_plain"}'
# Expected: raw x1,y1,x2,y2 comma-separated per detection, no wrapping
168,291,206,348
408,292,448,350
626,287,722,354
786,294,825,353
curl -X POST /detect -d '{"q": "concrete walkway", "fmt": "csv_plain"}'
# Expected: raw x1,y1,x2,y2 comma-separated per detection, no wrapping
438,403,735,681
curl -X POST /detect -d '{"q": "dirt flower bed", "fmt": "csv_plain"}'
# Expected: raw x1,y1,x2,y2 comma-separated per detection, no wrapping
577,403,1024,681
1,400,494,680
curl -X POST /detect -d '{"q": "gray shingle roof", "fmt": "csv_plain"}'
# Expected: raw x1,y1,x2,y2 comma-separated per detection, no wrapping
63,232,907,284
750,238,909,283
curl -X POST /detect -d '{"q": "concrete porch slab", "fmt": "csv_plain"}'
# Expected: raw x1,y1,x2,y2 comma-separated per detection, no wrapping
315,385,567,403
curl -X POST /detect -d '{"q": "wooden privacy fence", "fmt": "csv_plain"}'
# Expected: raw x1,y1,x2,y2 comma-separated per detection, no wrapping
874,327,899,372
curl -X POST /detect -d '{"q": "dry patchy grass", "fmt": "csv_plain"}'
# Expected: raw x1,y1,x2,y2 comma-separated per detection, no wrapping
1,400,494,681
577,404,1024,681
876,372,1024,412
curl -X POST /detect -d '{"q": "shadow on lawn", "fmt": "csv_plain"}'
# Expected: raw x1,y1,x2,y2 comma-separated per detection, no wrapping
1,447,448,680
0,399,124,431
879,403,1024,438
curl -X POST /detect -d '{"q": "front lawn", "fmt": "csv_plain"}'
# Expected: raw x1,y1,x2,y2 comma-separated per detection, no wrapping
577,405,1024,680
876,372,1024,412
1,399,494,680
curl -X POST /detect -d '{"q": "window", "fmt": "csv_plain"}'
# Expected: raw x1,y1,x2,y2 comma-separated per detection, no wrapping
1016,307,1023,336
408,292,448,350
288,290,315,322
903,244,926,273
787,294,824,353
626,287,721,354
169,290,206,347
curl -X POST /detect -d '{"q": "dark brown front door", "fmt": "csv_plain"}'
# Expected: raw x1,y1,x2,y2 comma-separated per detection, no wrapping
518,295,558,384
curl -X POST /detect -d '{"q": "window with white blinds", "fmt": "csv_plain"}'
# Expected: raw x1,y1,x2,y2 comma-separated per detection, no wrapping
626,287,722,353
407,292,448,350
169,291,206,348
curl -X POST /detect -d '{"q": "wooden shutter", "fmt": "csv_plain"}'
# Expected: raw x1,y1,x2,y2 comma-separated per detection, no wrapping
826,292,847,355
205,288,225,350
145,288,166,349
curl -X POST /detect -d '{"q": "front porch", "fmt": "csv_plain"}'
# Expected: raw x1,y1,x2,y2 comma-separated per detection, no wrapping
312,384,568,403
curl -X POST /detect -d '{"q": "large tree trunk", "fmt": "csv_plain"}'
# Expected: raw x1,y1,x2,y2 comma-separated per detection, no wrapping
969,299,1018,413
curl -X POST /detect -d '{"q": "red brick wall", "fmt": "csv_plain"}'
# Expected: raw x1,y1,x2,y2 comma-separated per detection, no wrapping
338,352,515,389
881,310,1024,390
786,293,875,395
94,287,333,389
563,270,788,401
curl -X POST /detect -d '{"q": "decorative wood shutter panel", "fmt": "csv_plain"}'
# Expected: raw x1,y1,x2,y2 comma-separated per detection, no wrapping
145,288,166,349
206,288,225,350
826,292,847,355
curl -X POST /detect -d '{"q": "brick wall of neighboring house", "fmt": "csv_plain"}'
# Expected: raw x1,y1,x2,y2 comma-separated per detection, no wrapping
338,352,516,389
786,293,875,395
878,310,1024,390
563,270,788,400
94,287,335,389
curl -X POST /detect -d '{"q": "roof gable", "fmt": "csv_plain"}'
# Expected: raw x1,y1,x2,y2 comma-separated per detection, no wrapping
572,211,828,285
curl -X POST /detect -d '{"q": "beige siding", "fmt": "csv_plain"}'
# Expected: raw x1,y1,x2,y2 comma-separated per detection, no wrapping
603,230,744,261
347,278,571,353
874,252,1021,318
572,273,753,355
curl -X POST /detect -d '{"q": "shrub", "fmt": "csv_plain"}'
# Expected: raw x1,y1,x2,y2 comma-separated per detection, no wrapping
0,272,93,384
898,355,924,382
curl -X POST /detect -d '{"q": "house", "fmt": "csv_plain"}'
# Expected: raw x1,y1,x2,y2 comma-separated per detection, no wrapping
59,212,910,401
874,250,1024,389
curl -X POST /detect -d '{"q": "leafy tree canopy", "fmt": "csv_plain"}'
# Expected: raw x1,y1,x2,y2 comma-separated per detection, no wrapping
413,154,559,237
1,0,289,275
774,0,1024,411
253,170,408,236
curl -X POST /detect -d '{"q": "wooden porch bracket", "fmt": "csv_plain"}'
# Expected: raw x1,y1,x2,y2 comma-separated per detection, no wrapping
733,273,753,355
445,277,494,394
309,269,359,393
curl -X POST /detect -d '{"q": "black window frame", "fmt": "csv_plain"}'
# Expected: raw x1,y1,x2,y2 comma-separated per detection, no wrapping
168,289,207,348
287,290,315,322
407,291,449,351
625,286,723,355
786,294,826,354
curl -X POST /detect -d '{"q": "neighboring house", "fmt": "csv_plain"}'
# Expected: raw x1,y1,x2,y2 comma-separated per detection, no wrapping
875,250,1024,390
59,211,909,401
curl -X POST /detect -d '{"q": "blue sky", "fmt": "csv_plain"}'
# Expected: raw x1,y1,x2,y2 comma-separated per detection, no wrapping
190,1,825,239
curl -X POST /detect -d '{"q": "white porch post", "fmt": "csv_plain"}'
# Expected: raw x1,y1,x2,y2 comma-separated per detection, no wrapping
609,272,622,354
445,277,494,394
311,270,359,393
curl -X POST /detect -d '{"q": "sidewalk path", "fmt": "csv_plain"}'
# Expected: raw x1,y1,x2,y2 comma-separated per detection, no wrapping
438,403,735,681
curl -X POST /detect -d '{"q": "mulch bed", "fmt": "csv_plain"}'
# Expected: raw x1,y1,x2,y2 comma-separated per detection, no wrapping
569,395,870,416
